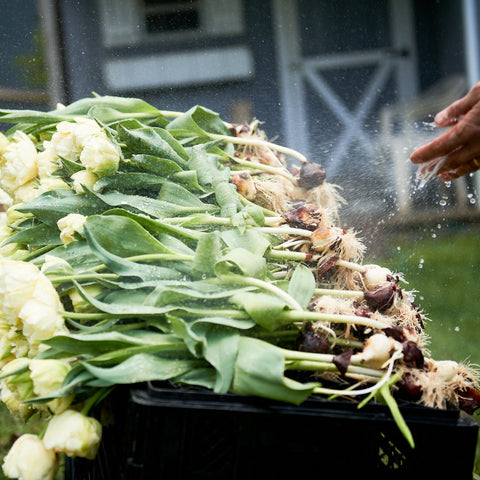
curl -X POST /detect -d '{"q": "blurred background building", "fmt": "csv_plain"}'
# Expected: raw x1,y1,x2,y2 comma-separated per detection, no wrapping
0,0,479,232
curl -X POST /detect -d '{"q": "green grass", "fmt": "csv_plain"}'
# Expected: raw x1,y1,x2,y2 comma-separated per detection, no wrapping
0,224,479,478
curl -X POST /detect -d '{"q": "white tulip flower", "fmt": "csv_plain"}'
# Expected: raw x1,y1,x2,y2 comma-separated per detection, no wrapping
19,298,68,347
80,135,120,177
70,117,105,149
0,260,69,352
2,434,58,480
43,409,102,460
49,121,81,161
29,359,73,414
0,131,38,195
57,213,86,245
0,260,40,326
71,169,99,193
49,118,103,162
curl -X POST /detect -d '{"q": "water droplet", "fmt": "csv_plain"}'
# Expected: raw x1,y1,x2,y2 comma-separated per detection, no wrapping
437,223,442,229
444,181,452,188
396,246,401,251
439,198,447,207
431,233,437,238
454,326,460,332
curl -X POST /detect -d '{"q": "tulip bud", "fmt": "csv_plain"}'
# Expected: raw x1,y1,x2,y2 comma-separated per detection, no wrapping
80,136,120,177
29,359,73,414
57,213,86,245
71,169,99,194
2,434,58,480
43,410,102,460
50,121,81,161
67,284,102,312
40,255,73,276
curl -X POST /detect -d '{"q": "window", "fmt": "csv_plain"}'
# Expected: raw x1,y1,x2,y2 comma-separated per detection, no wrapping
99,0,245,47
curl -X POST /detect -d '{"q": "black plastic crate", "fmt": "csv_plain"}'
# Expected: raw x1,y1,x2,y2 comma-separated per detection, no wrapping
66,382,479,479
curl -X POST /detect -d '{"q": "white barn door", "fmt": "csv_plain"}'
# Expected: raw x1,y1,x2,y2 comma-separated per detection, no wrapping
271,0,419,213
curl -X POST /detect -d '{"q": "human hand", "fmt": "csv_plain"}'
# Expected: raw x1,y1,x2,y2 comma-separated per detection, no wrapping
410,82,480,181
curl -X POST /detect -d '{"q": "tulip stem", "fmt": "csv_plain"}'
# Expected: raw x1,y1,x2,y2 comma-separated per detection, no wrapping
80,387,113,415
209,132,308,166
279,310,390,330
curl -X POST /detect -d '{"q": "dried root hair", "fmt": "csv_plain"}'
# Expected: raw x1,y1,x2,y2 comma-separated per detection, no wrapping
253,175,295,214
293,182,346,223
402,360,480,410
311,226,365,264
234,125,287,168
310,295,357,316
391,300,428,339
328,265,364,291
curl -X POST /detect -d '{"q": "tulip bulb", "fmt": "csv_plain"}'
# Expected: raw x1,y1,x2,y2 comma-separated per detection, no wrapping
363,264,393,289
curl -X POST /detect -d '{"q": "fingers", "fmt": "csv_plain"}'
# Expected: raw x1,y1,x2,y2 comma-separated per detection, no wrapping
435,82,480,127
436,142,479,174
410,125,467,164
409,81,480,182
439,157,480,182
411,101,480,165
